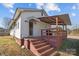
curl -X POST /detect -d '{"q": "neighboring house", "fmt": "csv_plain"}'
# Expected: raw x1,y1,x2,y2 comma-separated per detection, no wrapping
0,28,9,36
9,8,71,56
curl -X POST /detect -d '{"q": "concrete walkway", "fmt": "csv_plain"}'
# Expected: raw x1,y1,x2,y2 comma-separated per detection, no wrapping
67,35,79,40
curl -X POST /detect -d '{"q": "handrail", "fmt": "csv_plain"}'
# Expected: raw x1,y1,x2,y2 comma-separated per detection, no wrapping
41,30,66,37
41,28,67,48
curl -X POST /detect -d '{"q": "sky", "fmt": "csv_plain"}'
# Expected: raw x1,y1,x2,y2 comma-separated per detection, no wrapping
0,3,79,29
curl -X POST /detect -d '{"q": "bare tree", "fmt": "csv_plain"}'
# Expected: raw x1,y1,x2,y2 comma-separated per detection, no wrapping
2,17,11,29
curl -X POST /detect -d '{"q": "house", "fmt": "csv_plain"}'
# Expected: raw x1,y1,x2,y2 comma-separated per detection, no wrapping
0,28,9,36
9,8,71,56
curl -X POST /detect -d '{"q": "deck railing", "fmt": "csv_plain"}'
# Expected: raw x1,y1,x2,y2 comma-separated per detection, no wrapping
41,28,67,48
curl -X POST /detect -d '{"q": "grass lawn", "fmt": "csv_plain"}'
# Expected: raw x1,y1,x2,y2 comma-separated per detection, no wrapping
0,36,35,56
1,36,79,56
58,38,79,55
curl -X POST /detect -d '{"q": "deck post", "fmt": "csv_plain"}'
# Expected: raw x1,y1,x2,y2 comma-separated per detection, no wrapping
65,25,67,31
56,17,58,29
65,25,67,39
56,17,59,48
56,17,59,37
41,29,42,36
62,24,64,30
62,24,64,39
27,39,30,50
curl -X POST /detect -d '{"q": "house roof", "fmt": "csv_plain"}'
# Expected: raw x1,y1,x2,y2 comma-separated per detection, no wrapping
38,14,71,25
9,8,48,29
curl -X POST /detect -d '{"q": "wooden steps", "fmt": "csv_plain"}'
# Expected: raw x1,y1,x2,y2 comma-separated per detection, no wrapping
37,45,51,53
40,47,54,56
30,39,56,56
34,42,48,48
32,40,46,45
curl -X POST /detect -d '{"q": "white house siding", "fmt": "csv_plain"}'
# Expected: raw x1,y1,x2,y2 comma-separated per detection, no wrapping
10,11,48,39
10,16,21,39
21,11,47,38
10,28,14,36
21,18,29,38
33,21,49,37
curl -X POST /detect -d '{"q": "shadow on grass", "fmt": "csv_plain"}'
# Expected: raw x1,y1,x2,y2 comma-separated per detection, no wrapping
58,38,79,56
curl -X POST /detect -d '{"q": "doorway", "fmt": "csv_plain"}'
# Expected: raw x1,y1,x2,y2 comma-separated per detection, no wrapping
29,21,33,36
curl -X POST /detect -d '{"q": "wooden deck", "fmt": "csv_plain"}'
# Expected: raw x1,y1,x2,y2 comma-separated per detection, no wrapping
41,28,67,48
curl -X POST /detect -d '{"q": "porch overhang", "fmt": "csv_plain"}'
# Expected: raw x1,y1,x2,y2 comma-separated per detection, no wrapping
38,14,71,25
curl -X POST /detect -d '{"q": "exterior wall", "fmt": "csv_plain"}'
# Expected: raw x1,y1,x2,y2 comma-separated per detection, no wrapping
10,11,48,38
10,27,14,36
21,11,48,38
10,16,21,39
33,21,49,36
20,18,29,38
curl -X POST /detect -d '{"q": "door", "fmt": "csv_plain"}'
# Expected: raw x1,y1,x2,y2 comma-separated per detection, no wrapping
29,21,33,36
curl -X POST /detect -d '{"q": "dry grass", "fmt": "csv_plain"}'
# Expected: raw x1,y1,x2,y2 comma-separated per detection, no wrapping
0,36,35,56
